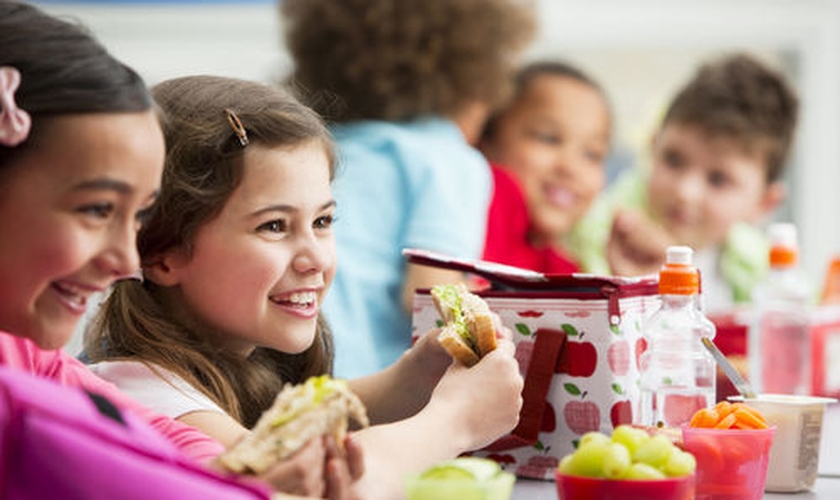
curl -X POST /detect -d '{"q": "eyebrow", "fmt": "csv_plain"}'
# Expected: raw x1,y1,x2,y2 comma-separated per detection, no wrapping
251,200,337,218
72,177,133,194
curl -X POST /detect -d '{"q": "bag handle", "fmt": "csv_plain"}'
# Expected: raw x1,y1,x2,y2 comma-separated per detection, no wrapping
482,328,566,451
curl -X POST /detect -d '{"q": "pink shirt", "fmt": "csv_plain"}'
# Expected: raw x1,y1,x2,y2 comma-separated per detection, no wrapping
0,331,224,463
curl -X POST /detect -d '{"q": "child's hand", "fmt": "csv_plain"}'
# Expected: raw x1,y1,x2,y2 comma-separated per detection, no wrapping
607,208,673,276
427,337,523,451
260,436,363,500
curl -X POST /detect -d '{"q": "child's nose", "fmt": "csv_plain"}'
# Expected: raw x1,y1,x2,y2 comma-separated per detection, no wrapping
292,237,332,275
97,224,141,279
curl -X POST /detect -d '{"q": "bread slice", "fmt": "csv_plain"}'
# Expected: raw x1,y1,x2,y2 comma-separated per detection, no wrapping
431,283,497,366
219,375,368,475
438,323,481,367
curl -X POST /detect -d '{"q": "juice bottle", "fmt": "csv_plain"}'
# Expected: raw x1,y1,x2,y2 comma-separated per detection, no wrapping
638,246,717,428
821,255,840,305
749,222,811,395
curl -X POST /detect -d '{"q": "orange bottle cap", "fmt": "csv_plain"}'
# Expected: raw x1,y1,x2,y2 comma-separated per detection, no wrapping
659,246,700,295
769,245,798,268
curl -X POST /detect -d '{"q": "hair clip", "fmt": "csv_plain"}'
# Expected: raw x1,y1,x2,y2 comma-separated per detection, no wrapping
0,66,32,147
225,108,249,147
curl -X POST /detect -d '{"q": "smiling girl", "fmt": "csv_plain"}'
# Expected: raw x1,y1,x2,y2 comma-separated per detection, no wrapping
85,75,523,500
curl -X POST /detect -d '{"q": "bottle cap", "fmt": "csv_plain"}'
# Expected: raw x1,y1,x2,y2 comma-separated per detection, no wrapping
659,246,700,295
768,222,798,268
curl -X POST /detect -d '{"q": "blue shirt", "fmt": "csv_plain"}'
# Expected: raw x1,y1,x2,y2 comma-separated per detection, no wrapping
324,118,491,378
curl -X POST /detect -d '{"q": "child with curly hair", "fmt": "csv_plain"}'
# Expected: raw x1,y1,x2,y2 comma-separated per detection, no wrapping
282,0,535,377
568,53,798,311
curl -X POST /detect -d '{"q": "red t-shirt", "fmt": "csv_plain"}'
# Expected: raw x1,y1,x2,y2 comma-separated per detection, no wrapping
482,165,579,274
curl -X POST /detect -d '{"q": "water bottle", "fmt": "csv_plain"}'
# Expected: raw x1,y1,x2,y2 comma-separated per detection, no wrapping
749,222,811,395
638,246,717,428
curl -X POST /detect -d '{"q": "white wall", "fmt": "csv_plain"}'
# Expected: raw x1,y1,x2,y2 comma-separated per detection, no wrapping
43,0,840,288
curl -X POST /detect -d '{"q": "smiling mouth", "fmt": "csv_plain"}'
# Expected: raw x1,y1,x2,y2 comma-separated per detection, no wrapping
269,291,318,309
545,186,576,209
51,281,91,312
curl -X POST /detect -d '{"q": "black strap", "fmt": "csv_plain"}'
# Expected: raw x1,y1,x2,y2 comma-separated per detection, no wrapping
86,391,126,426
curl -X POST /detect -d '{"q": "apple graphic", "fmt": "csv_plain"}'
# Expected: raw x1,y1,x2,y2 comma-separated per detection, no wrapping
607,340,630,376
516,454,560,479
555,340,597,378
610,400,633,427
562,383,600,435
635,337,648,370
514,340,535,377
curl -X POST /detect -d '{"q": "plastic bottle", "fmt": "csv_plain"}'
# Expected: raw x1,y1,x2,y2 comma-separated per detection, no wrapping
637,246,717,428
820,255,840,305
749,222,811,395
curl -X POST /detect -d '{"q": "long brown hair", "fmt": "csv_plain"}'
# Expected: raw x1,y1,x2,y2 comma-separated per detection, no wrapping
85,76,336,428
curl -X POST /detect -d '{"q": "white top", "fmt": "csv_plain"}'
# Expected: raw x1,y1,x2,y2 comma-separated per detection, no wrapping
89,360,225,419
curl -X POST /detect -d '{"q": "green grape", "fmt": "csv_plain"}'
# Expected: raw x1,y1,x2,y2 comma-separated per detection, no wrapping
557,454,574,475
625,463,667,480
611,425,650,456
633,435,674,469
579,431,610,449
601,442,632,479
663,449,696,477
566,440,609,477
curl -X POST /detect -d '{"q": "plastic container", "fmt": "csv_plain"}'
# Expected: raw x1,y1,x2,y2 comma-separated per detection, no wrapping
405,458,515,500
739,394,836,492
554,472,695,500
748,222,812,395
681,426,775,500
637,246,716,428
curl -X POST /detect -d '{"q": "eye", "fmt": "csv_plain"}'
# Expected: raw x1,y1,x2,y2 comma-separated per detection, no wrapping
708,170,731,188
78,202,114,219
584,148,606,164
135,205,155,227
314,214,334,230
661,149,685,170
257,219,288,233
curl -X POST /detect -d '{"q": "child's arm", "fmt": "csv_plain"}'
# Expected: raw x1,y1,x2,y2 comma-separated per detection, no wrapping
346,327,452,424
607,208,674,276
348,339,523,500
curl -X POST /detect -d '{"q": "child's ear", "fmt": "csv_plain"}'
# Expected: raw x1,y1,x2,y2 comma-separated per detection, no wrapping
754,180,787,221
143,250,188,287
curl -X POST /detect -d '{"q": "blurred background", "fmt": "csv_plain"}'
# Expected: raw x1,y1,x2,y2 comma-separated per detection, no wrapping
39,0,840,287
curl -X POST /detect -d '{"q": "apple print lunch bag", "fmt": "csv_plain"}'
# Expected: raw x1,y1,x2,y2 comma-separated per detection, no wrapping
406,249,660,480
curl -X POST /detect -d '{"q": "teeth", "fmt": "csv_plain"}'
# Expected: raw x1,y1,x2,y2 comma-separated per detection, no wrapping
288,292,317,304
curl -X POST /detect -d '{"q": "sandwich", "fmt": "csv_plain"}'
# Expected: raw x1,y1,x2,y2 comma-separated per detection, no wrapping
219,375,369,475
431,283,497,367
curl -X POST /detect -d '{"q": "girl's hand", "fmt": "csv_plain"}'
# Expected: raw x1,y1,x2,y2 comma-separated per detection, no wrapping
260,436,363,500
323,435,364,500
426,337,523,451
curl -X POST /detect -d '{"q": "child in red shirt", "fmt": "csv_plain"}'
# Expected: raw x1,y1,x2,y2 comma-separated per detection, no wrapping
480,61,612,274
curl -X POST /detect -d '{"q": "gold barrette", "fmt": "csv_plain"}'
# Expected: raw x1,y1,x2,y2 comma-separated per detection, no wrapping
225,108,249,147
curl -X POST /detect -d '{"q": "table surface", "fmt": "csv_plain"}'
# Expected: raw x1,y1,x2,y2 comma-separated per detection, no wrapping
511,402,840,500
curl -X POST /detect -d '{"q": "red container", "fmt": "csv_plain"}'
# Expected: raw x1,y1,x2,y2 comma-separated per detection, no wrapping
554,472,695,500
682,426,775,500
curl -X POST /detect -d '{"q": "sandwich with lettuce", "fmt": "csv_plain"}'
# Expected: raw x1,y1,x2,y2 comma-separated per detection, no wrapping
219,375,368,475
431,283,497,367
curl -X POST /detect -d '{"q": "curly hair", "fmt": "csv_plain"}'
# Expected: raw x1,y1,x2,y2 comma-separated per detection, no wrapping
282,0,536,122
662,53,799,183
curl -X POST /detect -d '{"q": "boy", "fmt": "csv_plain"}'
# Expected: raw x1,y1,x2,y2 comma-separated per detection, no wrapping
569,53,798,312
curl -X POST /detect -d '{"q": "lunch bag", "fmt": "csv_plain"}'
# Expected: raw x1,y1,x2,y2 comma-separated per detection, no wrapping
0,365,271,500
407,249,660,480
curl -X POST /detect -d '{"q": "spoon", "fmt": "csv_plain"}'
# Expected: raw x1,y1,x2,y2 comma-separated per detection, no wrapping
701,336,757,399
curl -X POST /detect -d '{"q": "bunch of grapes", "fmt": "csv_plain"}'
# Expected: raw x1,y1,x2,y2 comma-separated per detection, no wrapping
558,425,696,480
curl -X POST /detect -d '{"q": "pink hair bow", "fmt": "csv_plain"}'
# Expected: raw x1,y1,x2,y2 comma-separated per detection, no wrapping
0,66,32,147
